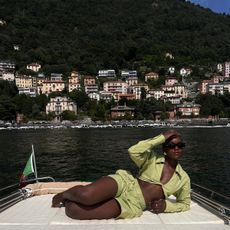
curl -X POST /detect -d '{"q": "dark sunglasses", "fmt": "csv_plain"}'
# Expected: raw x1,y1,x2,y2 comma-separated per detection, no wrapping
164,142,186,149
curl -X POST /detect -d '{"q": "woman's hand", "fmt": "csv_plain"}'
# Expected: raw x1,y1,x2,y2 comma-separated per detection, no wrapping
52,193,64,207
162,129,180,140
148,199,166,214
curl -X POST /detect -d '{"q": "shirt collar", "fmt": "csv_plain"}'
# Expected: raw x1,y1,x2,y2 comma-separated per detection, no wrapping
156,153,183,177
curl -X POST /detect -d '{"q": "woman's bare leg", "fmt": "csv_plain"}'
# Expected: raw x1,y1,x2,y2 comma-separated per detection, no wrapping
52,176,118,207
65,198,121,220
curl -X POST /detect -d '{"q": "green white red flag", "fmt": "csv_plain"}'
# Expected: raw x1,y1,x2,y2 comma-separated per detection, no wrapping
19,145,37,187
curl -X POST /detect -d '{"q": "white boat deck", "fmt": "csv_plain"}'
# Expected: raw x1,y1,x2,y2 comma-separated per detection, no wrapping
0,194,229,230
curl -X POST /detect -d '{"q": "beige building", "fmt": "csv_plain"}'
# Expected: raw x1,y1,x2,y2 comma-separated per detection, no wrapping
15,75,33,88
68,71,81,92
161,84,188,99
129,84,149,100
145,72,159,82
40,80,65,95
84,76,96,86
46,96,77,116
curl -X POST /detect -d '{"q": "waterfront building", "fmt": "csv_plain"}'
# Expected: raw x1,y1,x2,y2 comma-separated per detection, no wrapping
26,63,41,72
176,102,201,117
46,96,77,116
110,105,135,118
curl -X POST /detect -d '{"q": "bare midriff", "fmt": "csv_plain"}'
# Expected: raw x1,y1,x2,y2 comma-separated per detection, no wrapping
138,179,165,206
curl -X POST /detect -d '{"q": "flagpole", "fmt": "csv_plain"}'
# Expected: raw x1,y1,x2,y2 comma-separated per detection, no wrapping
32,144,38,182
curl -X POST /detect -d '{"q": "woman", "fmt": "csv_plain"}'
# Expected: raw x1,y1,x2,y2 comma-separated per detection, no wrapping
52,129,191,219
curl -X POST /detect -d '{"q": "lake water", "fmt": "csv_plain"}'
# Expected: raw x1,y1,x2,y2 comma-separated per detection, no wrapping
0,127,229,197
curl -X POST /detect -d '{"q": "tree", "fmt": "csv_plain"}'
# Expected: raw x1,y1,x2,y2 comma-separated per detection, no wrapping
0,96,16,121
68,90,89,110
61,111,77,121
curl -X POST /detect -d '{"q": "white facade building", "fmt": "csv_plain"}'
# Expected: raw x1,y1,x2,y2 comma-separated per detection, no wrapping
0,61,15,72
121,70,137,78
146,89,164,100
103,81,128,94
98,70,116,77
46,96,77,115
18,87,37,97
0,72,15,81
207,83,230,95
26,63,41,72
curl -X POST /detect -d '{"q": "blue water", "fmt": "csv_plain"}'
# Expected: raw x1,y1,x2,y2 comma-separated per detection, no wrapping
0,127,229,196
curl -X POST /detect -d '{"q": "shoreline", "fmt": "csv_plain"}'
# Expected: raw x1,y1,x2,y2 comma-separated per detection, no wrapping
1,119,230,130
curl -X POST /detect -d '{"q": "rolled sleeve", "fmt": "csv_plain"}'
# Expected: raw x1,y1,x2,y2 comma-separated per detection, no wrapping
164,178,191,213
128,134,165,168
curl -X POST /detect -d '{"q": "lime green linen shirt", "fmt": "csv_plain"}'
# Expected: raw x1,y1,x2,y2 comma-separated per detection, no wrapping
128,134,191,213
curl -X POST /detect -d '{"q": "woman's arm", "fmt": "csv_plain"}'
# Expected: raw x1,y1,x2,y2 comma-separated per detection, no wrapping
164,177,191,213
128,134,165,168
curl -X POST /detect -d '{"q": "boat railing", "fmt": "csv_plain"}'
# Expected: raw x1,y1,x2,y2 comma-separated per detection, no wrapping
191,183,230,225
0,176,55,213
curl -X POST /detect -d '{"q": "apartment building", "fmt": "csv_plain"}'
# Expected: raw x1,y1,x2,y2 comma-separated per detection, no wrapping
68,71,81,92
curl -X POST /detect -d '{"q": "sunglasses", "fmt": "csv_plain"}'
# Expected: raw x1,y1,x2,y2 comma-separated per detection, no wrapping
164,142,186,149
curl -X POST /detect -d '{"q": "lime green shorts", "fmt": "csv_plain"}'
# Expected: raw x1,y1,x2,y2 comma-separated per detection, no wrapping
108,169,146,219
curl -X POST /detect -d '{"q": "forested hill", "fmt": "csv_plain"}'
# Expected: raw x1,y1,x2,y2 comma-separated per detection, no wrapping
0,0,230,75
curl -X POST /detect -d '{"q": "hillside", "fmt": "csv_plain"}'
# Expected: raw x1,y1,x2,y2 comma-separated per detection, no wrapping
0,0,230,75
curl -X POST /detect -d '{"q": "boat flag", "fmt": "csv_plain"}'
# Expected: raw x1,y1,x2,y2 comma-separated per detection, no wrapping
19,145,37,187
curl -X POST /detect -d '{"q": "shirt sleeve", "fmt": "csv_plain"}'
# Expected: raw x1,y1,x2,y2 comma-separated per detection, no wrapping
164,176,191,213
128,134,165,168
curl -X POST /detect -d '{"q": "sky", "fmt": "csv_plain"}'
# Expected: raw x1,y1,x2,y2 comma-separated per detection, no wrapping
186,0,230,14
